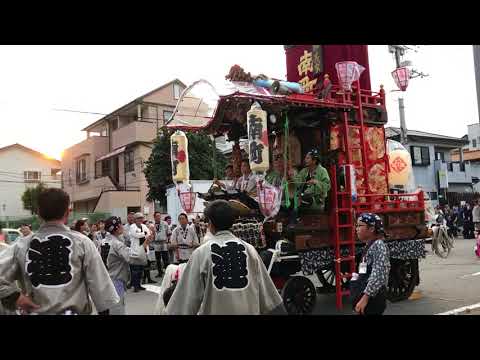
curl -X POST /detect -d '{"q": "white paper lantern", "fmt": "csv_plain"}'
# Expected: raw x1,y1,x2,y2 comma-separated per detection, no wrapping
171,130,190,183
388,149,412,186
247,102,269,173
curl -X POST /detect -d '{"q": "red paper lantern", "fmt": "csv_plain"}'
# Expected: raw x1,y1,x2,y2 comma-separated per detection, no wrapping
257,182,281,219
391,67,410,91
178,190,197,213
335,61,365,91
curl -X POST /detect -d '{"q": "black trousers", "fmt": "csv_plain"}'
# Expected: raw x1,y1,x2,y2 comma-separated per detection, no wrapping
143,261,153,282
155,251,170,274
463,221,475,239
130,264,143,290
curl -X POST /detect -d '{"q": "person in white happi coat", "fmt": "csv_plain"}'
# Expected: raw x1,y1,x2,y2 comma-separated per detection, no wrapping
235,159,259,211
214,164,238,191
0,238,12,315
153,212,171,278
18,224,34,242
153,262,187,315
164,216,174,263
142,222,157,285
165,200,286,315
103,216,149,315
95,220,108,245
0,188,119,315
122,213,135,247
168,213,200,264
235,159,257,195
128,213,151,292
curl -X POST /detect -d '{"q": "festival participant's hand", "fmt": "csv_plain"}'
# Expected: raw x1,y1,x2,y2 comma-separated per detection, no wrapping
16,294,40,314
354,294,369,315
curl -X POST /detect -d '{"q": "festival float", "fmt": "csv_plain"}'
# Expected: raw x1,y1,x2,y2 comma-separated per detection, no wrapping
166,45,428,314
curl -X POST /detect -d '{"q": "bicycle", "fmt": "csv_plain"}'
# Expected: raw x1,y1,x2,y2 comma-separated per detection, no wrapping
431,223,455,258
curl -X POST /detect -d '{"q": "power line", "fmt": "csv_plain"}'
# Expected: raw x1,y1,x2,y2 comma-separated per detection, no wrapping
52,108,175,123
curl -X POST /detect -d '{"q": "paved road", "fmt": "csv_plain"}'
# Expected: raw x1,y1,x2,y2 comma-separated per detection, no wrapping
313,236,480,315
125,236,480,315
125,279,162,315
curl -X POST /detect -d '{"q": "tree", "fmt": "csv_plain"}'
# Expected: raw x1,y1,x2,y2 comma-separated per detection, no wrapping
144,129,228,206
21,182,47,215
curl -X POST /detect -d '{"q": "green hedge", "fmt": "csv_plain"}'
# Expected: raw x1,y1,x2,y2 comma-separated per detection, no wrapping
1,212,112,231
67,212,112,227
0,216,41,231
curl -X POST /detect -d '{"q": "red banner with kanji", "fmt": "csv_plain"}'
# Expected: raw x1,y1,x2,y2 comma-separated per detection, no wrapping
285,45,371,91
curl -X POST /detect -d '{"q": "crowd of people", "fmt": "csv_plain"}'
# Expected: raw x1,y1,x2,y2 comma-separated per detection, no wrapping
0,188,285,315
432,200,480,239
0,148,388,316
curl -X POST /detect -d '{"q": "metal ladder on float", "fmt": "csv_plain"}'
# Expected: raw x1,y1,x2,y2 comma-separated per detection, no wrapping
330,80,371,310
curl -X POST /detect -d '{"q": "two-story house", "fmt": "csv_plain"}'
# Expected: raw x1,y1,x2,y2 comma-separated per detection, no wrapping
386,127,470,206
62,79,186,220
451,123,480,191
0,143,61,219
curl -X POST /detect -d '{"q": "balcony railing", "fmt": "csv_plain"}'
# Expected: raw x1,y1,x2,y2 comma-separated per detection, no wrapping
111,120,156,149
101,186,141,192
76,175,90,185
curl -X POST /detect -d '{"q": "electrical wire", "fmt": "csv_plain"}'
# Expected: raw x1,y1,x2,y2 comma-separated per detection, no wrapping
52,108,174,124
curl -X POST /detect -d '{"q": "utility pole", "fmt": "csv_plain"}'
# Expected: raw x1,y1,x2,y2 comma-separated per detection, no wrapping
389,45,408,145
473,45,480,123
388,45,428,146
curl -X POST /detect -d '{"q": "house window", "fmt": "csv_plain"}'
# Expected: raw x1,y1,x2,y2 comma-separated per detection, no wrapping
76,158,88,183
51,168,60,180
124,151,134,173
110,118,118,131
163,110,173,123
473,139,477,148
24,171,41,183
101,159,111,177
429,192,438,201
174,83,182,100
435,152,445,162
410,146,430,166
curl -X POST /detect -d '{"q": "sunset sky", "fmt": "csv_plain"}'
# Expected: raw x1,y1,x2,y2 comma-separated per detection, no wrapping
0,45,477,160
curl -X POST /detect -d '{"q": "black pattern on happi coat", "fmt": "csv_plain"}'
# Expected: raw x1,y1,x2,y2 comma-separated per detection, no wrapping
100,243,111,268
211,242,248,290
27,235,73,287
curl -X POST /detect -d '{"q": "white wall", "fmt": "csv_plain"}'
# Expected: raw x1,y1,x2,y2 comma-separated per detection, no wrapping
0,147,61,219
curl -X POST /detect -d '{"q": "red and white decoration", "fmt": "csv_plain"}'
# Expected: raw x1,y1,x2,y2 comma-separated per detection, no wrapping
177,183,197,214
391,67,411,91
257,181,282,219
335,61,366,91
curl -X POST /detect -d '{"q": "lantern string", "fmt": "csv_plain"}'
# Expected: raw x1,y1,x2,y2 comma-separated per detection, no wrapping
282,113,291,209
212,136,217,179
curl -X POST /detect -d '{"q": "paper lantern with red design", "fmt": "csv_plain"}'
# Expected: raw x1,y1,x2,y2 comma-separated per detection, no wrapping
178,185,197,213
171,130,189,183
391,67,411,91
257,181,282,219
335,61,366,91
387,140,413,187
